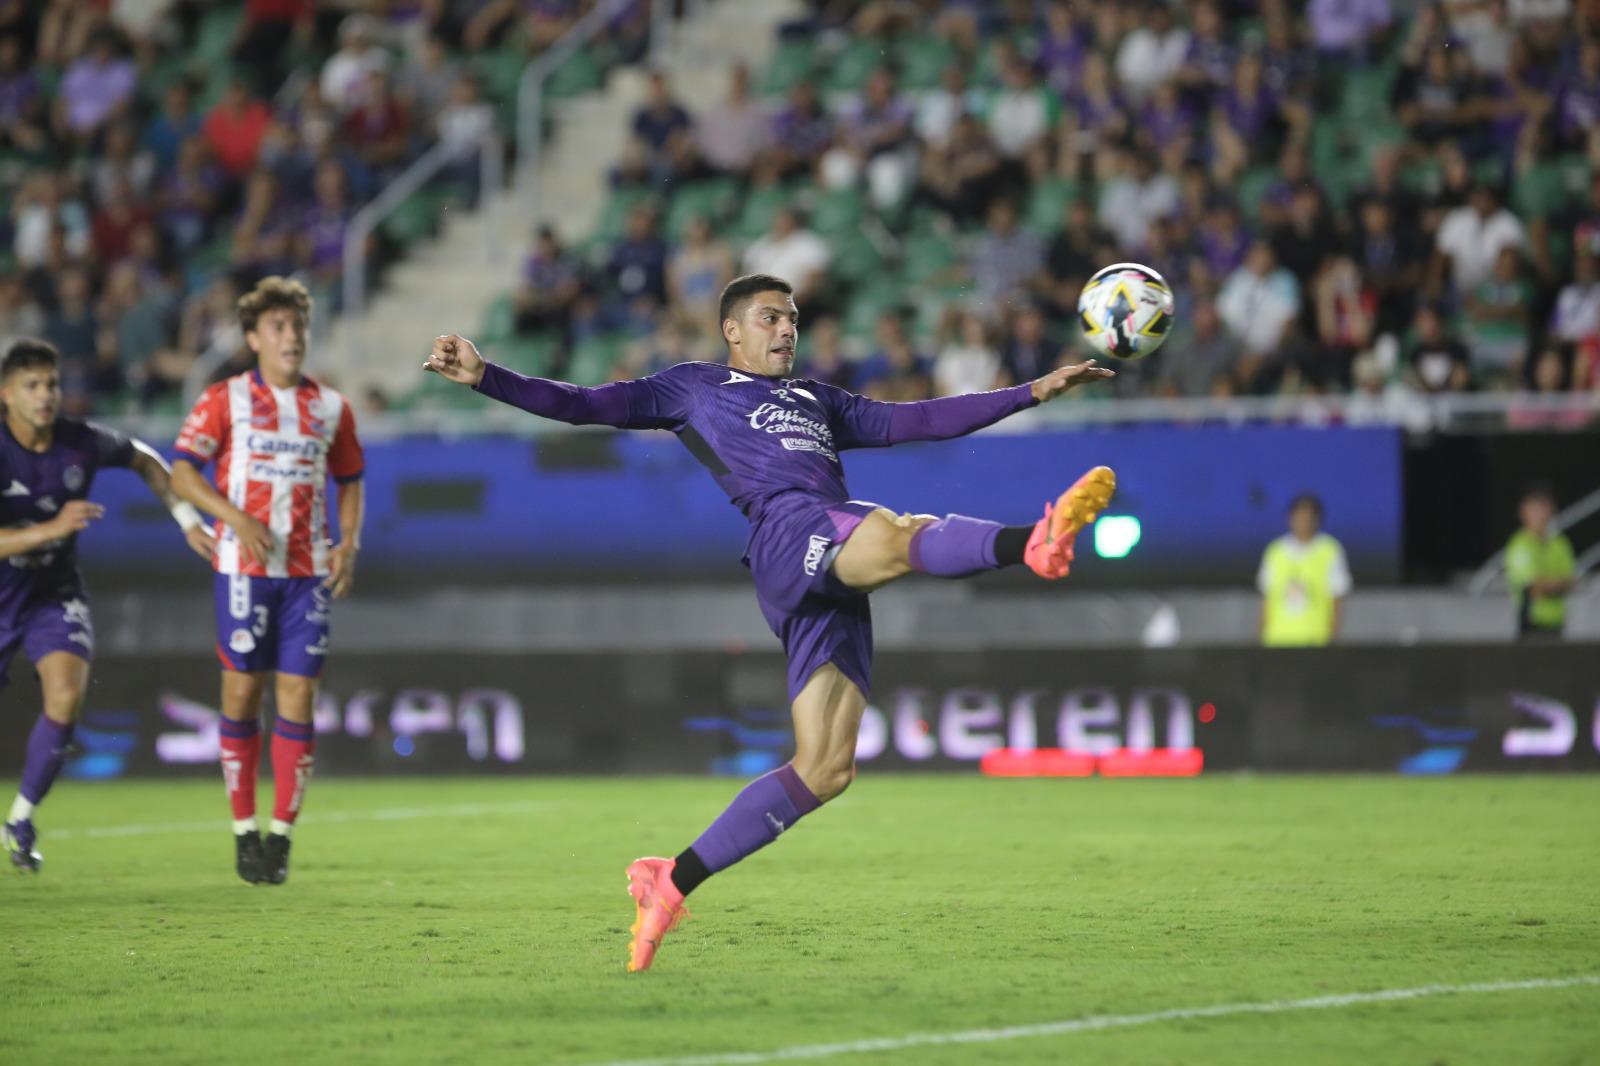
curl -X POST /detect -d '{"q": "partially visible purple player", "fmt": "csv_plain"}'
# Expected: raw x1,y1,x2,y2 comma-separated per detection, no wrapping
424,274,1118,971
0,339,214,871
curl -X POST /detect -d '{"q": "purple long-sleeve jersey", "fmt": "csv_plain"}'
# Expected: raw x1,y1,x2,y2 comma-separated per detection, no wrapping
474,360,1037,523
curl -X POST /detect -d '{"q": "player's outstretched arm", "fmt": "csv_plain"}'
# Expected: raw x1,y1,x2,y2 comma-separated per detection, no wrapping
861,360,1115,447
422,333,651,428
128,439,215,561
0,500,103,560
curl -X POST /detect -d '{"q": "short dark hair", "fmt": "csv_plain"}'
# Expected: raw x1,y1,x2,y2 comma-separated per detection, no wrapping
1,338,60,379
1289,492,1323,519
719,274,793,329
237,275,312,333
1522,483,1557,507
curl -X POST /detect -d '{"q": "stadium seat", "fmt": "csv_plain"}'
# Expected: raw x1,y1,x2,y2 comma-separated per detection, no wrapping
1024,178,1079,236
808,188,863,237
823,38,887,94
567,333,628,385
894,35,956,91
760,39,816,96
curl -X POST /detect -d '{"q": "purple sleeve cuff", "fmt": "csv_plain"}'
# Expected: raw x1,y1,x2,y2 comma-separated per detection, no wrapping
473,362,632,427
173,449,211,468
884,384,1036,444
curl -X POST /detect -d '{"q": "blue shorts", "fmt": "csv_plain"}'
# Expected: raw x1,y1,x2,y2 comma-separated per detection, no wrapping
0,582,93,683
214,573,330,677
746,498,881,704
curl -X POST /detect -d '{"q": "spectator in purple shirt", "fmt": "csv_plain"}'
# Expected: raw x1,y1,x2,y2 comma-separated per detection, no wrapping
55,31,137,145
770,81,834,179
1179,1,1236,104
1037,0,1091,96
0,36,45,155
515,225,582,338
1309,0,1393,60
1199,200,1252,280
296,159,355,293
158,137,224,255
1558,40,1600,151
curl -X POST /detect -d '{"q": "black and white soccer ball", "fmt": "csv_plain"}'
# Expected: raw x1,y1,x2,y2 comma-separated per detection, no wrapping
1077,262,1176,360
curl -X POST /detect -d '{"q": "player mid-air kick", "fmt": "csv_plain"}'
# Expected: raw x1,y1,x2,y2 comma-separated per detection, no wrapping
425,274,1117,971
1,339,215,872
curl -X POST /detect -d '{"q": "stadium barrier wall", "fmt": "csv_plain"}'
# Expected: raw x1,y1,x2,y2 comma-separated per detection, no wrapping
12,644,1596,782
79,426,1404,585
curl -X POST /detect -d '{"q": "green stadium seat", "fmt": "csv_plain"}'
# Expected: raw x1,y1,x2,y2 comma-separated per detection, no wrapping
761,39,816,96
1023,177,1078,236
480,294,516,344
484,335,554,377
808,188,862,237
664,177,739,240
828,230,885,286
477,47,527,108
593,187,658,242
194,6,244,65
383,191,440,246
899,230,958,285
823,37,888,95
730,183,791,242
567,333,627,386
895,35,955,92
546,49,605,101
1234,167,1278,223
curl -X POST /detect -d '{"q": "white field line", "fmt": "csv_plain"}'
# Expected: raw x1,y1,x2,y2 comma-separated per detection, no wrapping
595,975,1600,1066
47,801,554,840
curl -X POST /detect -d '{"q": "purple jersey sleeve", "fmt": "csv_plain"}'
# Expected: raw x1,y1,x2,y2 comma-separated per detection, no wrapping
811,382,1038,450
473,361,695,430
86,420,136,468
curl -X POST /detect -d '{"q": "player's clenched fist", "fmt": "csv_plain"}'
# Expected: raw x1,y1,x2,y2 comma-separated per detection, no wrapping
424,333,486,387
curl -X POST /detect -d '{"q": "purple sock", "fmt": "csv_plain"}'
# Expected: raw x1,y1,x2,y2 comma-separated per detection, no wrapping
908,514,1003,577
20,716,75,806
690,763,822,874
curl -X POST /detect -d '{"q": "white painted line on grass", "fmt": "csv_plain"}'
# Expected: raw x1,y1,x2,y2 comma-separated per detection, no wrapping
595,975,1600,1066
48,800,554,840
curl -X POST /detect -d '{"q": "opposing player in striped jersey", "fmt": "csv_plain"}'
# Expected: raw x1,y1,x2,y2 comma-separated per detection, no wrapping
1,339,215,872
171,277,364,885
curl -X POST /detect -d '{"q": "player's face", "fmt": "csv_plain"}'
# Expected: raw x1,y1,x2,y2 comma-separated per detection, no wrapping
729,292,799,377
247,307,308,385
1,367,60,430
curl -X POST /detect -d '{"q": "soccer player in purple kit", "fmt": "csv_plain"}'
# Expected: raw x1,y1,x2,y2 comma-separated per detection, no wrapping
1,339,215,871
424,274,1118,970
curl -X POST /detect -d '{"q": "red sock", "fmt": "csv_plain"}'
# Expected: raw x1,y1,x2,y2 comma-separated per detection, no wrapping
271,718,316,828
218,718,260,823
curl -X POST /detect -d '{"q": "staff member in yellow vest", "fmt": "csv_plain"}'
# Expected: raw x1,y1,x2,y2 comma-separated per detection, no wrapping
1257,493,1351,647
1505,486,1575,639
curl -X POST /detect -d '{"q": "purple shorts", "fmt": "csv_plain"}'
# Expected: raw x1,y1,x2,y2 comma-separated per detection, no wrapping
214,573,331,677
746,498,882,704
0,582,94,683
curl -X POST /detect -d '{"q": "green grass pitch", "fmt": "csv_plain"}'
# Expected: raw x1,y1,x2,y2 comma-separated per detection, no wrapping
3,775,1597,1065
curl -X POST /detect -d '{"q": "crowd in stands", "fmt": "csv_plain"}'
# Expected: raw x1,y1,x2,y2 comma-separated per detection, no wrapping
0,0,650,418
503,0,1600,412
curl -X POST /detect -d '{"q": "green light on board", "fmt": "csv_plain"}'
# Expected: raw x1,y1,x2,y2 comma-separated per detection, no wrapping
1094,515,1141,559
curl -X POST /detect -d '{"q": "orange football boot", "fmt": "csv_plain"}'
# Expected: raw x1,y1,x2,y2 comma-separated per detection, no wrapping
626,857,690,973
1023,466,1117,580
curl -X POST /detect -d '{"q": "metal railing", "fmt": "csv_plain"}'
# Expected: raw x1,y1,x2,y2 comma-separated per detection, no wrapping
339,132,505,366
335,0,666,375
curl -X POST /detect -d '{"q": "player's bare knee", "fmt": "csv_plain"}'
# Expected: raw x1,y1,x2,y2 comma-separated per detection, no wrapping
42,685,85,722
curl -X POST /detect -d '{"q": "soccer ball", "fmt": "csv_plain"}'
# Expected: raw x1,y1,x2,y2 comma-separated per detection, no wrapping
1077,262,1176,360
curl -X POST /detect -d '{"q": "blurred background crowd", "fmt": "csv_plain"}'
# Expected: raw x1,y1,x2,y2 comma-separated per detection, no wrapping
0,0,1597,420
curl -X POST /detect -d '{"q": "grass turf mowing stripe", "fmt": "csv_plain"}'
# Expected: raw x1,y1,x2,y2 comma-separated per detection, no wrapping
595,975,1600,1066
46,800,555,839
